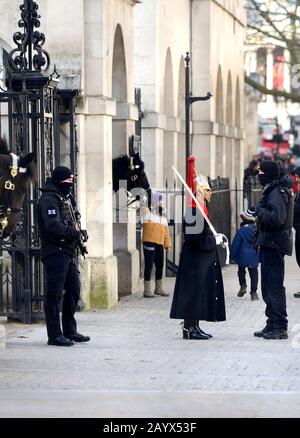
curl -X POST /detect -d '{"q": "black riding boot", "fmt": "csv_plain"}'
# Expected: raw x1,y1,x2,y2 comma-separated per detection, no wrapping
195,321,213,338
182,320,210,340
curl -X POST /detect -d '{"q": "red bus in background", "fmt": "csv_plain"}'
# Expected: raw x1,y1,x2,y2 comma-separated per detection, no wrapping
259,120,290,156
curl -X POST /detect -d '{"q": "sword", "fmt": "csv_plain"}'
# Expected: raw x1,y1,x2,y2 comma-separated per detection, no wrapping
172,166,230,264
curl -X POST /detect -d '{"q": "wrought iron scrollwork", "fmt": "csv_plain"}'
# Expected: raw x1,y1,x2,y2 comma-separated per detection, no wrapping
8,0,50,72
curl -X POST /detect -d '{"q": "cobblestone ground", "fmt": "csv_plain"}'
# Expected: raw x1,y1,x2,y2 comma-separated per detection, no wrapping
0,254,300,417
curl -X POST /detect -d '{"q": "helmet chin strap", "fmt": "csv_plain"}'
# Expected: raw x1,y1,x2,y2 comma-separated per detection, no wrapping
196,191,210,203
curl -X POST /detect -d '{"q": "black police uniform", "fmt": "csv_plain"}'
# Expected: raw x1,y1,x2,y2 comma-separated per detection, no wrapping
294,185,300,297
37,179,82,343
255,175,294,336
294,192,300,265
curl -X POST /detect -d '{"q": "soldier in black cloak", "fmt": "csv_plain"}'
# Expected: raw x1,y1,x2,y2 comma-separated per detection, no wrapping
170,175,226,339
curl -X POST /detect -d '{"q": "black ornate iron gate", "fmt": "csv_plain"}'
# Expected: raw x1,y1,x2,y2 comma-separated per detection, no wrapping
0,0,78,323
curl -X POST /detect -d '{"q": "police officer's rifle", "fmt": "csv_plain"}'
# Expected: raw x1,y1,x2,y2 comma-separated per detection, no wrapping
65,197,88,258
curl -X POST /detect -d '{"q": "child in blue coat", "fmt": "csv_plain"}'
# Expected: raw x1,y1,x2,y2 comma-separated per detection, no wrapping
230,208,259,300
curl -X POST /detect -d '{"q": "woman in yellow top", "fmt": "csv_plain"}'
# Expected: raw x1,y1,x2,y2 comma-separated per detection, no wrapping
141,192,171,298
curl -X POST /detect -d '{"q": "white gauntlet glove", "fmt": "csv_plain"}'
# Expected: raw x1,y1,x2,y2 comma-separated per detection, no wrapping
215,233,230,265
215,233,225,246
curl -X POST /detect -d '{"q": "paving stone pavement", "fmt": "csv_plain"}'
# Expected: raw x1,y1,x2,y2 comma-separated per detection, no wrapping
0,253,300,417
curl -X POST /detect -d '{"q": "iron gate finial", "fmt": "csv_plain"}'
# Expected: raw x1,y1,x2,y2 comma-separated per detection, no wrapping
8,0,50,72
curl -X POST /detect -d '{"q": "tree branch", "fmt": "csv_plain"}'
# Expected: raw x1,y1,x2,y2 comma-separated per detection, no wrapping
247,24,289,44
248,0,289,43
245,75,300,103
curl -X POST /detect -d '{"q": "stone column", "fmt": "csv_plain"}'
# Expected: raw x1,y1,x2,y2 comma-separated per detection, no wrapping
141,112,165,189
78,0,119,309
215,133,226,177
77,97,118,309
113,102,140,297
192,121,217,179
163,116,179,188
177,119,186,180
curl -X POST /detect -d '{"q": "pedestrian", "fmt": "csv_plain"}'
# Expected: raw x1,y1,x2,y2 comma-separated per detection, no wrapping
37,166,90,346
170,175,226,340
243,159,259,206
141,192,171,298
292,167,300,298
254,160,294,340
291,166,299,194
230,208,259,301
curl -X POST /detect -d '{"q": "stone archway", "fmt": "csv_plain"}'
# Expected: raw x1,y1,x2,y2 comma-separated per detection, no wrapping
235,78,243,213
111,24,135,299
225,71,233,178
112,24,128,158
177,56,185,179
163,48,175,187
216,66,224,125
235,78,241,129
215,65,224,177
226,72,233,126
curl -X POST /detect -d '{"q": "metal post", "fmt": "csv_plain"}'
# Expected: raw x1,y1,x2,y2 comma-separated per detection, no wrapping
184,51,212,180
185,53,190,178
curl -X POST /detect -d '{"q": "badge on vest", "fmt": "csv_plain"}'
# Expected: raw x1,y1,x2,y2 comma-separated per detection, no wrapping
47,208,57,218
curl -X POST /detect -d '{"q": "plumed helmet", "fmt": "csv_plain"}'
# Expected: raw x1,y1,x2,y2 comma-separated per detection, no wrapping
195,175,211,201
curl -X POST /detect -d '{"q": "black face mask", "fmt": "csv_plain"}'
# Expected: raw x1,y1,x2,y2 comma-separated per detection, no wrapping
158,206,163,215
57,182,73,197
258,174,273,186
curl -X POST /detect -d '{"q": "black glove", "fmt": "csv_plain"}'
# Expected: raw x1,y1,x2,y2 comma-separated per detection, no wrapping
67,224,81,243
80,229,89,242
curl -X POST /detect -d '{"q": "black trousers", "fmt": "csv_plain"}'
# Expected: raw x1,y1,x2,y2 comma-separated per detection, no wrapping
238,266,258,292
43,253,80,340
184,320,198,329
143,242,164,281
260,247,288,330
295,230,300,268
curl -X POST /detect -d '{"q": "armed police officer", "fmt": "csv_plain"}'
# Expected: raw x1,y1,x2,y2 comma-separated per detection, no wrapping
254,160,294,340
37,166,90,346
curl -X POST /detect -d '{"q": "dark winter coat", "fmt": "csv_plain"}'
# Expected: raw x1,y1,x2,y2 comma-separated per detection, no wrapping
294,192,300,232
255,175,294,256
170,208,226,322
230,223,259,267
37,180,79,260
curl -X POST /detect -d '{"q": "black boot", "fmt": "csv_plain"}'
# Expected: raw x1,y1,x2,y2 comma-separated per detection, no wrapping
263,328,288,340
183,327,210,340
66,332,90,342
182,320,210,340
250,292,259,301
237,284,247,297
47,335,74,346
195,322,213,338
254,325,273,337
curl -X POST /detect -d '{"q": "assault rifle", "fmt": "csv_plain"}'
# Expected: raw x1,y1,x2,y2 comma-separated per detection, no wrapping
65,196,88,258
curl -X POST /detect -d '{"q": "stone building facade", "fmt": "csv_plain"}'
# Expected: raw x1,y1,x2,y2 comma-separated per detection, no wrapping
0,0,246,309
